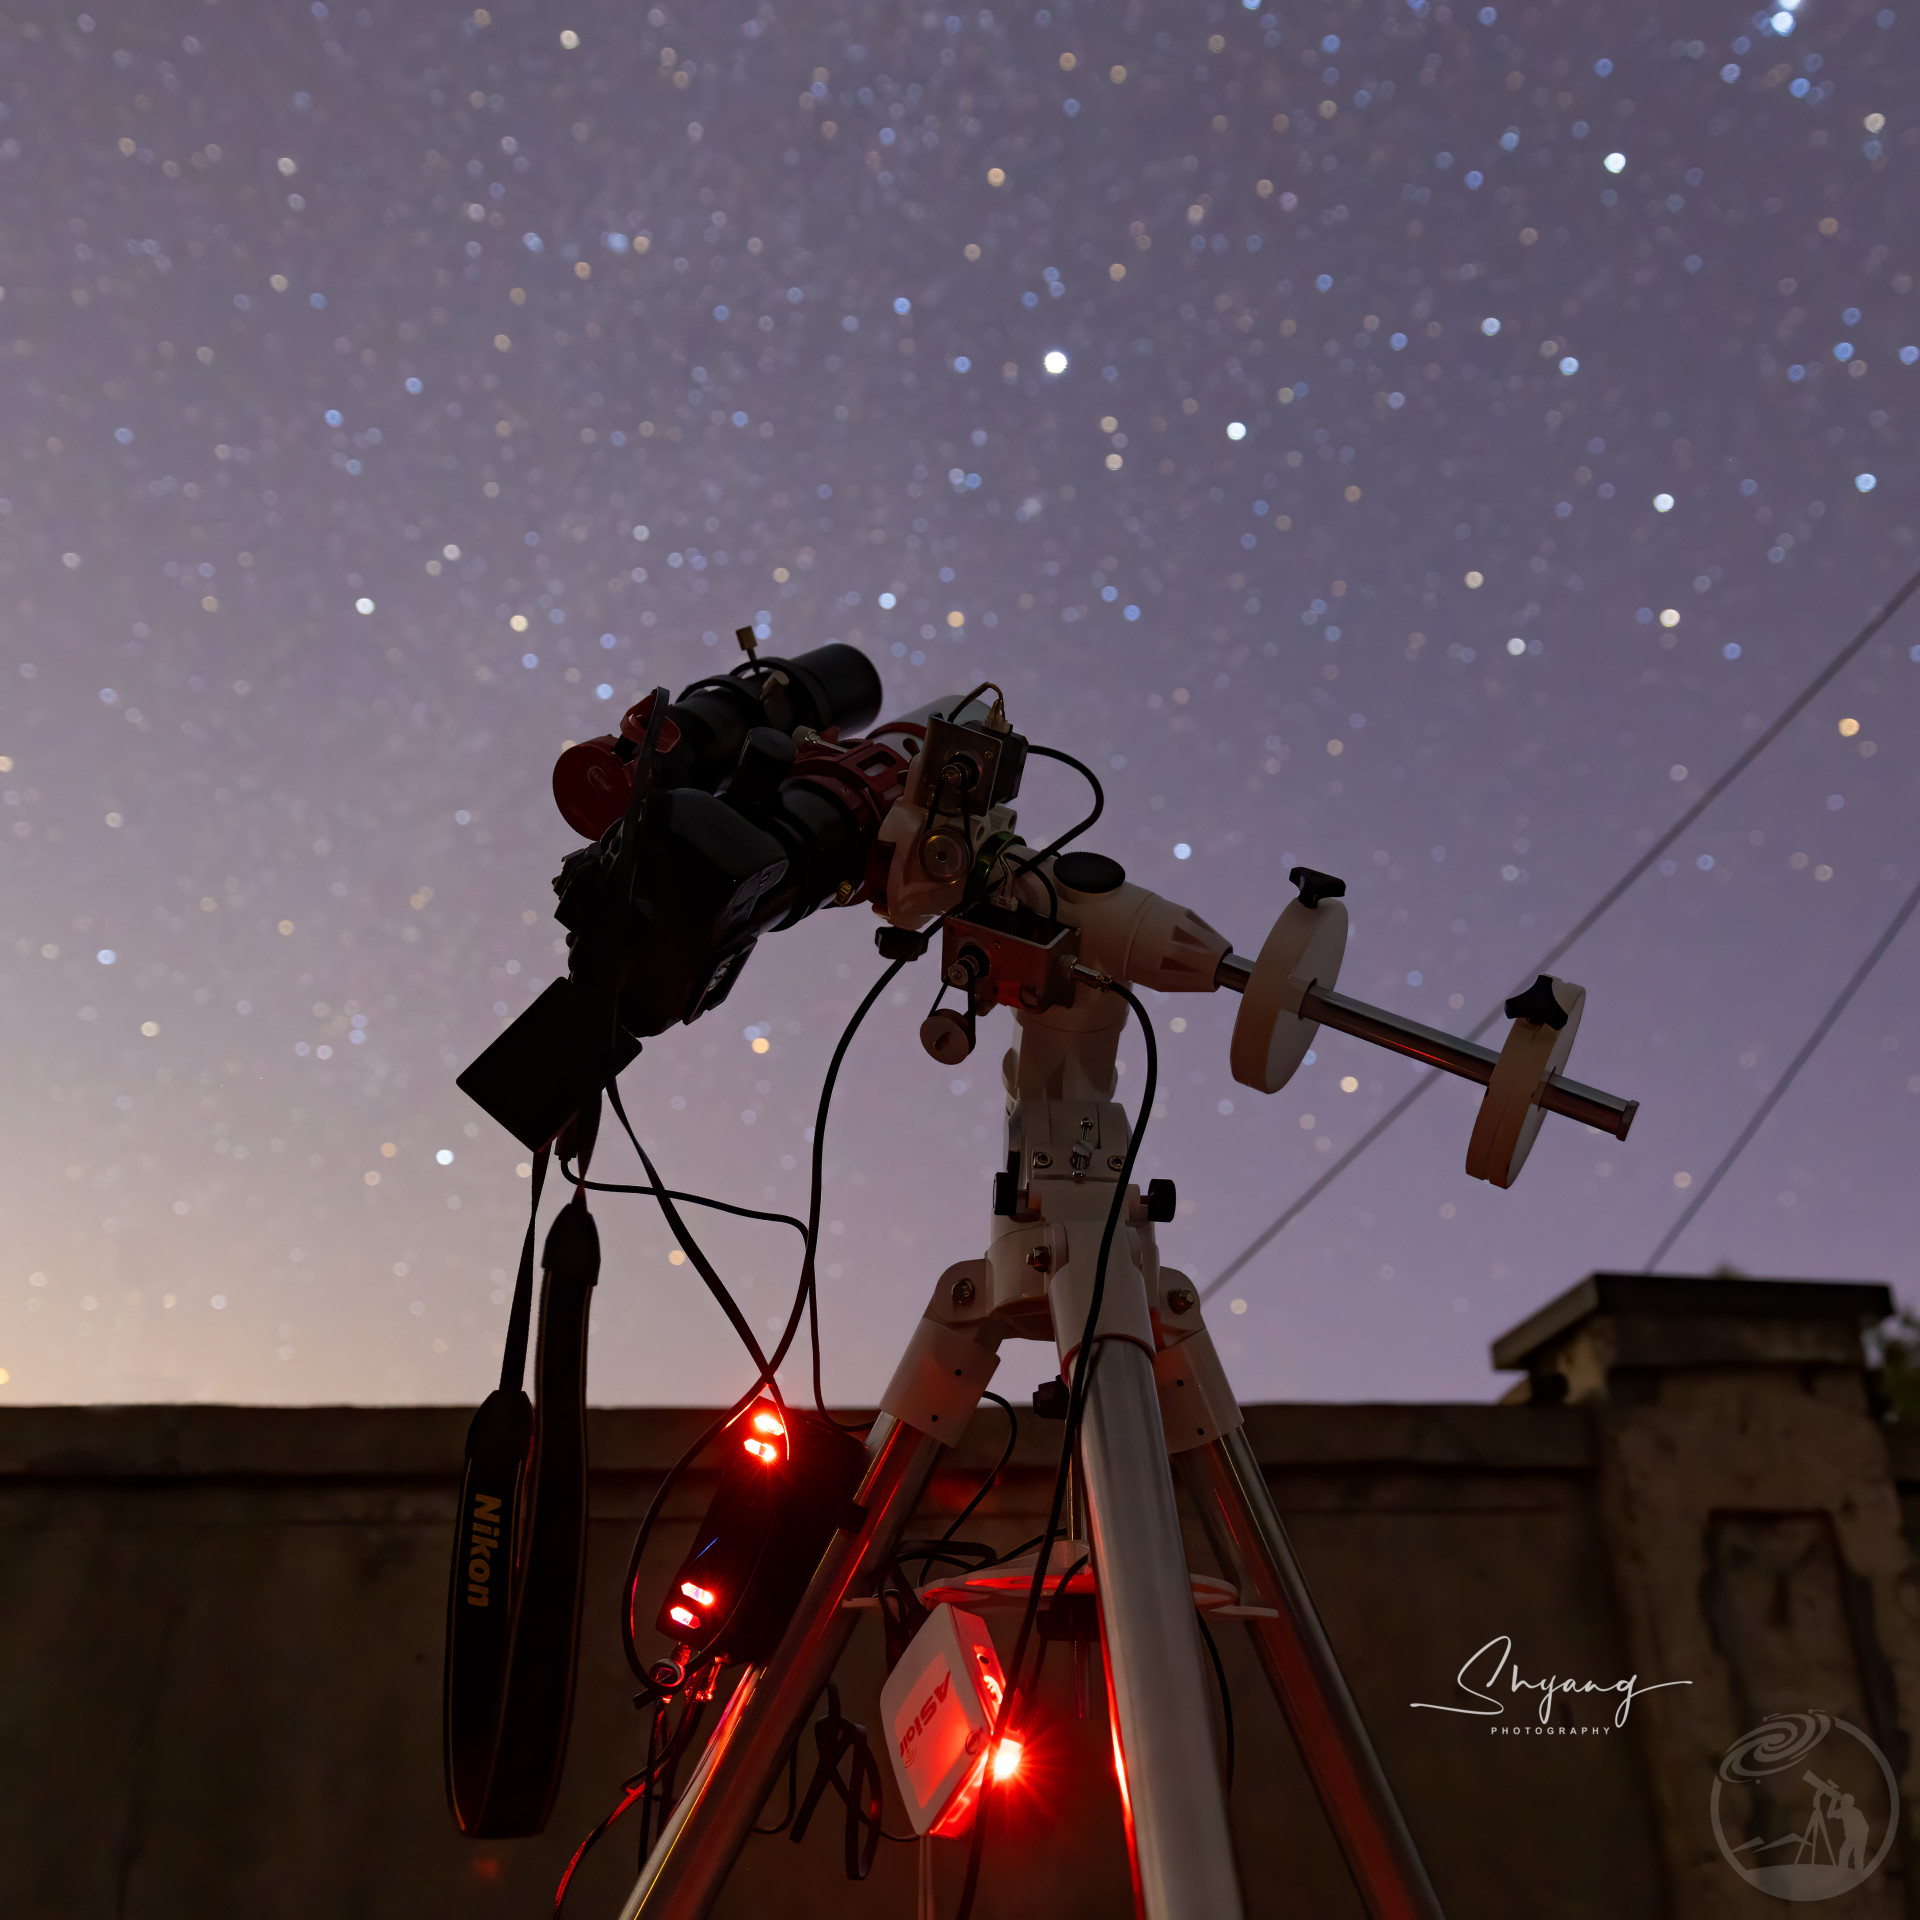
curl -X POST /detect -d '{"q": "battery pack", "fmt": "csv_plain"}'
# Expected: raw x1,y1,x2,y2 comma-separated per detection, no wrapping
879,1603,1011,1838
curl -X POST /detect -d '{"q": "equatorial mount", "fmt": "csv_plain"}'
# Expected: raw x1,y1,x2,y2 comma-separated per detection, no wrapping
922,856,1637,1192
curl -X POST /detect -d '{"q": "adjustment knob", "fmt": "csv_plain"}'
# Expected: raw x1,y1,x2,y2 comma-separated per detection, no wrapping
1145,1178,1177,1223
1031,1380,1070,1420
1504,974,1569,1031
921,1008,976,1064
1289,865,1347,909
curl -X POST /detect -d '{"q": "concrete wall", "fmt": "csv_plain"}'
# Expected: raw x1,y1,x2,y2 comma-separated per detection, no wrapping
0,1401,1665,1920
2,1276,1912,1919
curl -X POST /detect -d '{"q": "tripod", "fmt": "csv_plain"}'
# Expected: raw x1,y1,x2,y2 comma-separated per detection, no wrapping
613,863,1637,1920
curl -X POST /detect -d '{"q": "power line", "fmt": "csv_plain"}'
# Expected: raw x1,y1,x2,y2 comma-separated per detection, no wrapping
1643,873,1920,1274
1201,558,1920,1307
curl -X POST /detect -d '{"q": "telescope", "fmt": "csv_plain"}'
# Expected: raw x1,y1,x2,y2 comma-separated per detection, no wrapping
460,635,1633,1175
446,635,1639,1918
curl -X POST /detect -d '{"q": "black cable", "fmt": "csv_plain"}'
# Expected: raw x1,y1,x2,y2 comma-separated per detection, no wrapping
1007,745,1102,902
797,958,912,1428
605,731,1107,1723
1645,872,1920,1273
916,1390,1017,1583
557,1167,810,1243
752,1744,801,1836
954,977,1157,1920
891,1542,997,1573
916,738,1098,942
925,738,1103,937
788,1681,917,1873
553,1688,704,1915
982,1531,1048,1568
1200,558,1920,1305
614,960,910,1674
1038,1550,1092,1643
942,680,1005,724
1196,1608,1235,1791
606,1078,783,1405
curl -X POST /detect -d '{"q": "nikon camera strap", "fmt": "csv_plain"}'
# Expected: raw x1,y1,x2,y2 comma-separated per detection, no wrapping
444,1129,602,1836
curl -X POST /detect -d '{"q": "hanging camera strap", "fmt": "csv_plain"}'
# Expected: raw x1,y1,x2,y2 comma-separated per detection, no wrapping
444,1111,604,1836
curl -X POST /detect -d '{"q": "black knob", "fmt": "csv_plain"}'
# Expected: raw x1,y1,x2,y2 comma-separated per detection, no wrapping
1504,975,1568,1031
1031,1379,1070,1420
875,926,930,961
1146,1178,1177,1223
1289,866,1347,909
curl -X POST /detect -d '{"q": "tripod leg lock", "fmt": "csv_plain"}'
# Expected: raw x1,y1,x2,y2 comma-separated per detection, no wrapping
1153,1321,1242,1454
879,1297,1001,1441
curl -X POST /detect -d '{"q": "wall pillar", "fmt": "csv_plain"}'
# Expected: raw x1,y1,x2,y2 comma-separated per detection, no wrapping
1495,1274,1917,1918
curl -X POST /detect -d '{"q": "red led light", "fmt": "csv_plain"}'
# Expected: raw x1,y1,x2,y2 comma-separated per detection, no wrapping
743,1437,778,1463
990,1738,1024,1783
680,1581,717,1608
751,1410,785,1437
668,1604,699,1630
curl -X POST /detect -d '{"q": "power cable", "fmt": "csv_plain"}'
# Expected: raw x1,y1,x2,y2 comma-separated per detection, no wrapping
1644,873,1920,1273
1201,558,1920,1305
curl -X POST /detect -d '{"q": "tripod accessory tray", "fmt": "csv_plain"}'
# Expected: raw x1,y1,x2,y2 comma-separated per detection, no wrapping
916,1549,1238,1616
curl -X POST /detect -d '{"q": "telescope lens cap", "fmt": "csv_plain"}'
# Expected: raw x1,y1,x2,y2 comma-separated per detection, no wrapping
1054,851,1126,895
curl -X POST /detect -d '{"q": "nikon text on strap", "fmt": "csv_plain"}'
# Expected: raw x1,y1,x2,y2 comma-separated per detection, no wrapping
443,1134,602,1836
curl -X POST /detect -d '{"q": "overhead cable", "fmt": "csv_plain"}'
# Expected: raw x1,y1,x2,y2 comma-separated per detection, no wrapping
1201,558,1920,1305
1643,873,1920,1274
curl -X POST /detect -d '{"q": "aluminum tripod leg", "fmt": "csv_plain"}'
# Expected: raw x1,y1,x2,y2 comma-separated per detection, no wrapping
1177,1427,1446,1920
1079,1341,1246,1920
618,1414,941,1920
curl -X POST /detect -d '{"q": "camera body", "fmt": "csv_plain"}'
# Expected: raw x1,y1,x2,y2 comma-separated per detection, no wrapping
460,644,941,1150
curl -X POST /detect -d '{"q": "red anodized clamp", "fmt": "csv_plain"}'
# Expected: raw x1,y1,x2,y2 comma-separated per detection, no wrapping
551,692,688,840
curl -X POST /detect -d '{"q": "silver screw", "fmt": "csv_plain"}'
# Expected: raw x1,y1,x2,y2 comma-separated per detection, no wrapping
1031,1151,1053,1170
1107,1154,1125,1171
1167,1288,1197,1314
950,1276,976,1307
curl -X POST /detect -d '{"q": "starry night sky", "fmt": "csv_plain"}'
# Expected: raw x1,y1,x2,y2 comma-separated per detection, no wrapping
4,0,1917,1410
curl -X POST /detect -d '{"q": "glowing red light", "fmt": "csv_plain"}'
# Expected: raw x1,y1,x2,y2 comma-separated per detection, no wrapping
679,1580,717,1608
990,1739,1024,1783
668,1604,699,1630
744,1437,778,1463
751,1410,785,1437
